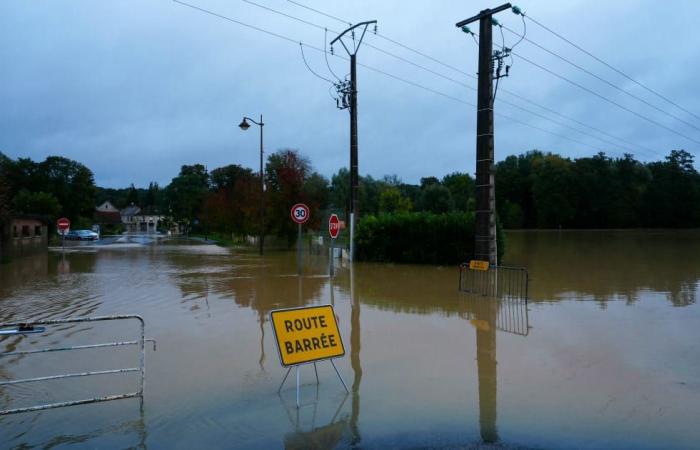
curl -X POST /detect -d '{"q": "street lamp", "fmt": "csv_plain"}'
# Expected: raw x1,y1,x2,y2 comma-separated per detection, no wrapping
239,115,265,255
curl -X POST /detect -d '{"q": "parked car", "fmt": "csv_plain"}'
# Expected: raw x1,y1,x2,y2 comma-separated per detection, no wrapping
64,230,99,241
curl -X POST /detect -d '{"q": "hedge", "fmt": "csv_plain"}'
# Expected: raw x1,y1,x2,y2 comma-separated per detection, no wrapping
355,212,504,265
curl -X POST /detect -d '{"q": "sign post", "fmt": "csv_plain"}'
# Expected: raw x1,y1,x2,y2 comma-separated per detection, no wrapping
57,217,70,250
271,305,348,407
290,203,310,271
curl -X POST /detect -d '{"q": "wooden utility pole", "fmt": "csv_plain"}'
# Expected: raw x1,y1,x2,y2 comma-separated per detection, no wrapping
456,4,511,266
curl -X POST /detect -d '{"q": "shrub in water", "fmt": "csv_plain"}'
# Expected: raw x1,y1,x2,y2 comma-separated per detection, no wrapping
356,212,504,265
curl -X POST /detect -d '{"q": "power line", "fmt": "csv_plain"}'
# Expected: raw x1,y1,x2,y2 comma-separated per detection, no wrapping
524,13,700,123
281,0,665,156
170,0,651,158
287,0,351,26
500,23,700,133
511,51,700,146
299,42,334,84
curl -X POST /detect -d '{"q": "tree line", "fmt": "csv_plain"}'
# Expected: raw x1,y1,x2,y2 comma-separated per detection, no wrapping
2,148,699,235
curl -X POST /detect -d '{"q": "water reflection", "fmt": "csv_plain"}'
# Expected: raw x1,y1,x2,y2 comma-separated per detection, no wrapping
282,390,349,450
1,234,698,448
349,264,362,447
0,394,148,449
506,230,700,305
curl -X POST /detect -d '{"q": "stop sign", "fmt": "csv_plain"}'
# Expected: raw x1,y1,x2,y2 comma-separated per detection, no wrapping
328,214,340,239
57,217,70,234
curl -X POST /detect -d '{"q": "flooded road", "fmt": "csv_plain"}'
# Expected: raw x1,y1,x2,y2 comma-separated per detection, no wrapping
1,231,699,449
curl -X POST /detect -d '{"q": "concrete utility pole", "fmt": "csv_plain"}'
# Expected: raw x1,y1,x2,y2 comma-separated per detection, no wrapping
331,20,376,262
456,4,511,266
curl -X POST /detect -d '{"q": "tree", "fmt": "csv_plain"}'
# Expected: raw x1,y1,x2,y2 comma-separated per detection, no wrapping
442,172,474,212
531,153,576,228
378,186,412,213
12,190,61,217
210,164,254,191
143,182,160,209
126,183,139,205
418,184,454,214
265,149,311,245
166,164,210,228
330,168,350,213
303,172,331,229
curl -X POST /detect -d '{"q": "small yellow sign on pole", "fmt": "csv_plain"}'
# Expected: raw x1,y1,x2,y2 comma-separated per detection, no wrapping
270,305,345,367
469,260,490,271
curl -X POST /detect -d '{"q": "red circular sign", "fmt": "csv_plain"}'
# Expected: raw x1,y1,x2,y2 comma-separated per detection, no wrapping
57,217,71,233
328,214,340,239
290,203,310,224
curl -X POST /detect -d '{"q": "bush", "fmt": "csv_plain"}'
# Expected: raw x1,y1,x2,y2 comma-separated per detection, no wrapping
356,212,504,265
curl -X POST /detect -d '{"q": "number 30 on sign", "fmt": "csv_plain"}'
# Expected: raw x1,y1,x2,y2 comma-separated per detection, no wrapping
290,203,310,224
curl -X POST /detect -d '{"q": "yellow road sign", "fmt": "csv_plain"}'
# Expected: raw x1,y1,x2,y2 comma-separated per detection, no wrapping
469,260,490,271
270,305,345,367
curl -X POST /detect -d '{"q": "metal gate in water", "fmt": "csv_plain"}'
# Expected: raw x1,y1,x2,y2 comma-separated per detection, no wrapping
459,263,529,300
0,315,156,415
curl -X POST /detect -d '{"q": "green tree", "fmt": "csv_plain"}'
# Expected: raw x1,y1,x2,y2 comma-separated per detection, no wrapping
126,183,139,205
265,149,310,245
166,164,210,229
418,184,454,214
12,190,61,217
378,186,412,213
442,172,474,212
531,153,576,228
303,172,331,226
210,164,254,191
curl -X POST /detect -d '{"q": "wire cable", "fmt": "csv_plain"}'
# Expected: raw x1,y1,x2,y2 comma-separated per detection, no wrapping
510,51,700,146
281,0,657,154
501,24,700,132
287,0,350,26
524,14,700,122
324,28,342,81
299,43,334,84
172,0,659,157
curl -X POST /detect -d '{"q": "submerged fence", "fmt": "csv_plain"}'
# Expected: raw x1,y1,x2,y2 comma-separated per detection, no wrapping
0,315,155,415
459,263,529,300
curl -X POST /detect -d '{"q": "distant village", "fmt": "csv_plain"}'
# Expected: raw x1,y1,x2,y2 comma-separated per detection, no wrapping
0,201,173,261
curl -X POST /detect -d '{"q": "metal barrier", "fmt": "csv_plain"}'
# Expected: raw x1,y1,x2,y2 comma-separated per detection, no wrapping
460,293,530,336
459,263,529,300
0,315,155,416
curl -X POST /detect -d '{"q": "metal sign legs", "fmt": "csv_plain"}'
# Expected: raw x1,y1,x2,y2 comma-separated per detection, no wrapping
278,359,349,408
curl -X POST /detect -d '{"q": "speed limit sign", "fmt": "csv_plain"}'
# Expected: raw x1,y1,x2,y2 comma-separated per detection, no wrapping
290,203,310,224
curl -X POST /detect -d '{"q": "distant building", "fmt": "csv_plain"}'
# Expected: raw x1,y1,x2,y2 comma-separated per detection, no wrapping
120,204,165,233
96,201,119,213
0,215,48,259
94,201,122,233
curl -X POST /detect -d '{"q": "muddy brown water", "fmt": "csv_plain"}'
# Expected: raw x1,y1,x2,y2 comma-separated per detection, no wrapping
0,231,699,449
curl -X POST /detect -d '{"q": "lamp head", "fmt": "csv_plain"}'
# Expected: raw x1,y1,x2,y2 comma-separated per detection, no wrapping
238,118,250,131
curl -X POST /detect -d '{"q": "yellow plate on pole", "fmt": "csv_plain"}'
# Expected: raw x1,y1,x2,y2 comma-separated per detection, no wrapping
469,260,490,271
270,305,345,367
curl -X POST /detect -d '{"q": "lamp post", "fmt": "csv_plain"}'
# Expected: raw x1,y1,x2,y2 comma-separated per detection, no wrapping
239,115,265,255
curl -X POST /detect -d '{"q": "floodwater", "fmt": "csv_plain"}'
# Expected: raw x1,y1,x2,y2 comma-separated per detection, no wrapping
0,230,699,449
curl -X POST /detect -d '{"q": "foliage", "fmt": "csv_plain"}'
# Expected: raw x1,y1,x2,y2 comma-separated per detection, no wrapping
442,172,474,212
12,190,61,217
495,150,700,229
165,164,210,228
356,211,494,264
418,184,454,214
0,152,96,223
378,186,412,213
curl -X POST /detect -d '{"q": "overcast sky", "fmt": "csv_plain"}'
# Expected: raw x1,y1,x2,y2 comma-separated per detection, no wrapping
2,0,699,188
